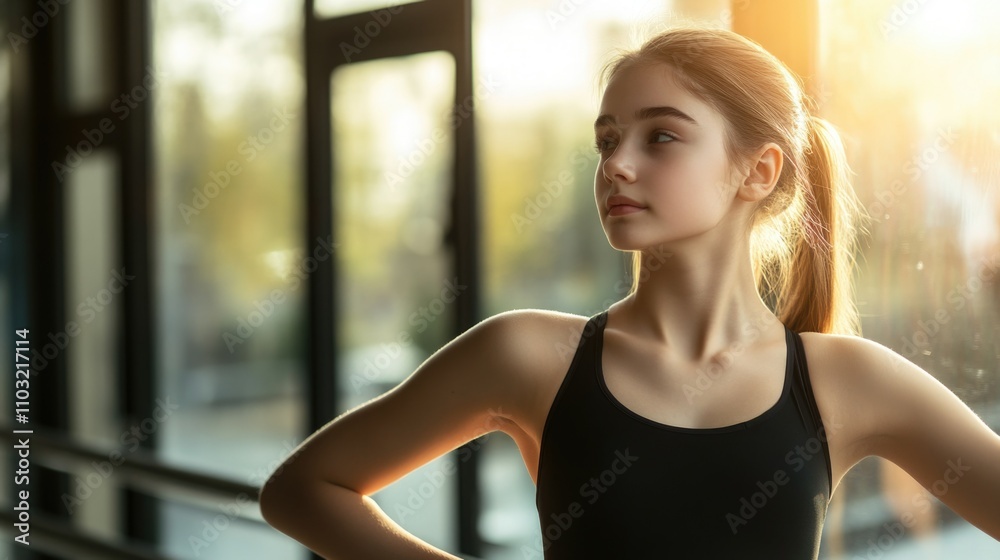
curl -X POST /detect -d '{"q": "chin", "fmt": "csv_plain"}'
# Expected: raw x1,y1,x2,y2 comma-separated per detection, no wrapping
607,239,642,252
604,232,660,252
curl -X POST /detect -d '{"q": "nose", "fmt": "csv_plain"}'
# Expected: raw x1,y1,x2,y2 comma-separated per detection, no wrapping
600,143,635,185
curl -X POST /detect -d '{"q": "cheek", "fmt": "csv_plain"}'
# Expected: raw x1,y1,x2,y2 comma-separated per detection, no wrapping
654,161,728,207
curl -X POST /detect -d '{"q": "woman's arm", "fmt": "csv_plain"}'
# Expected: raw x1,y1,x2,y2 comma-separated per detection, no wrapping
261,482,463,559
259,310,542,559
838,335,1000,539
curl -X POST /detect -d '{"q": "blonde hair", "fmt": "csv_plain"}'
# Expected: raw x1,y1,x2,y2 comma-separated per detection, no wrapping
598,26,869,335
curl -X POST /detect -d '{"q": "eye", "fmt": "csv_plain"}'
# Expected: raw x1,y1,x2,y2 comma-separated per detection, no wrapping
593,136,616,154
651,131,678,144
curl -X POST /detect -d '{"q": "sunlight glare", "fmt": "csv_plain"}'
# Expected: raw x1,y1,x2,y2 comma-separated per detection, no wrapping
904,0,988,47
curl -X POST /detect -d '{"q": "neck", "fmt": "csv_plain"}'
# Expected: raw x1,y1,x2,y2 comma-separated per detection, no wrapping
616,238,777,363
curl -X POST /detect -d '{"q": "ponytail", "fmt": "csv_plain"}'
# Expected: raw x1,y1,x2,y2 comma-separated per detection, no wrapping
774,116,869,335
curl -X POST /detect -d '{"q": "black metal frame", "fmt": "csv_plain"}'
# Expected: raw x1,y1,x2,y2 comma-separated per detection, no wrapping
7,0,159,557
305,0,482,555
10,0,73,556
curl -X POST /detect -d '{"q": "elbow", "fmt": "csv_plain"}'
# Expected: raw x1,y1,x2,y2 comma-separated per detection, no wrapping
258,476,287,529
258,464,305,530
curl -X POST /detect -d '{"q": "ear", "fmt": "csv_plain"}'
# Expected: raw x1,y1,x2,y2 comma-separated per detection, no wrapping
736,142,783,203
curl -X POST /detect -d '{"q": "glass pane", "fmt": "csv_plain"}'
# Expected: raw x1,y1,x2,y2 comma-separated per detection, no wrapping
331,51,457,552
65,0,114,111
818,0,1000,558
64,148,121,539
314,0,421,20
152,0,307,481
472,1,738,556
153,1,308,556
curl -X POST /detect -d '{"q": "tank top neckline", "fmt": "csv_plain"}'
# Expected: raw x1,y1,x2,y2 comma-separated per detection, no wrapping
593,309,795,434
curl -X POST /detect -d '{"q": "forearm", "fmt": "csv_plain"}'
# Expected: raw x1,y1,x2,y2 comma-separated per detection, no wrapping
261,480,463,560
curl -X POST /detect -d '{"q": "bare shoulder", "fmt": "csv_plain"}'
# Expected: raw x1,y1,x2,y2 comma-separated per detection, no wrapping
474,307,593,355
485,307,594,352
796,329,902,402
471,308,594,424
797,329,942,449
349,306,592,442
795,332,906,473
796,331,1000,497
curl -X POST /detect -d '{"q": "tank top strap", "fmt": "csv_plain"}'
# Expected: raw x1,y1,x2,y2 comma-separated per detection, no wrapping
786,326,833,495
559,309,607,388
535,309,609,489
572,310,607,359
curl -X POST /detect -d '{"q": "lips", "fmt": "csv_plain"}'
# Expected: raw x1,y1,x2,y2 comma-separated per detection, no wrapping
606,194,646,216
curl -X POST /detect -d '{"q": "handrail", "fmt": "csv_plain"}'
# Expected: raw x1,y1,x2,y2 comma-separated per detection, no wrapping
0,426,494,559
0,509,170,560
0,427,262,514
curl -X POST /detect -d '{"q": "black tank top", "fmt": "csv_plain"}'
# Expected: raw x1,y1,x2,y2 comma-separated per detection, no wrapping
534,309,832,559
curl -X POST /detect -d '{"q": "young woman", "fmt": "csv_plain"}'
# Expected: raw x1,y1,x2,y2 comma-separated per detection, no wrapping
259,26,1000,559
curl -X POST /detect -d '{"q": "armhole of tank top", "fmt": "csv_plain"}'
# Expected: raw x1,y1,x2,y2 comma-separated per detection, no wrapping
791,329,833,496
535,311,604,492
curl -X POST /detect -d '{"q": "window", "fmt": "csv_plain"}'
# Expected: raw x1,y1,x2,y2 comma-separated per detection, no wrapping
330,50,459,551
152,0,308,556
817,0,1000,557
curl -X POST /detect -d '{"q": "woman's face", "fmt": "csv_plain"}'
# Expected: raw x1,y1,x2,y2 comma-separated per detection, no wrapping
594,63,741,252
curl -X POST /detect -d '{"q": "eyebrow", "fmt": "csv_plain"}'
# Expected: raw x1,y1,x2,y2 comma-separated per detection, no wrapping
593,106,699,129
